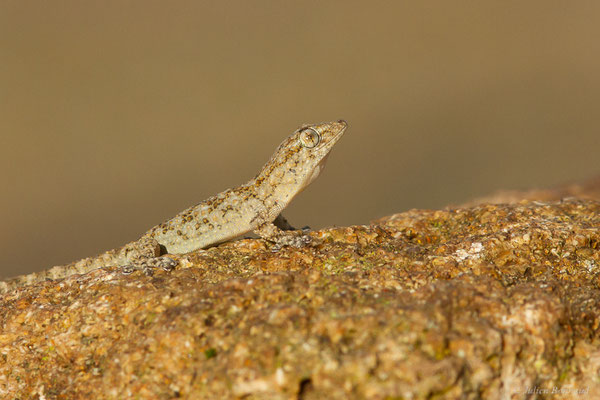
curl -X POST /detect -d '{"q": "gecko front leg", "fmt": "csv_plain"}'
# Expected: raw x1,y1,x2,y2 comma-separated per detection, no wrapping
272,214,302,231
254,215,313,251
120,236,178,276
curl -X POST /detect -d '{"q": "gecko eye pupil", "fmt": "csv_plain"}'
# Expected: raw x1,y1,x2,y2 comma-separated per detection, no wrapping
299,128,321,149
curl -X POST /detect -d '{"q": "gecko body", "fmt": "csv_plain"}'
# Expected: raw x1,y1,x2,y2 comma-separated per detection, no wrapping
0,120,347,293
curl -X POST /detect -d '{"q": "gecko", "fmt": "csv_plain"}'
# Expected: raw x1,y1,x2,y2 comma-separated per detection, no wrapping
0,120,347,294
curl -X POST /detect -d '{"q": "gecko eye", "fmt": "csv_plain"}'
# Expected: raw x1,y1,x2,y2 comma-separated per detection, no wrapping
299,128,321,148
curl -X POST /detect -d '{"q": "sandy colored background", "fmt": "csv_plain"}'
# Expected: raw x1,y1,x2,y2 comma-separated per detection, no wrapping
1,1,599,277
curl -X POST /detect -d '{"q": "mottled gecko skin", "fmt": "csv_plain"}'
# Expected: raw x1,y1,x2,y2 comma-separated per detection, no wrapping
0,120,347,294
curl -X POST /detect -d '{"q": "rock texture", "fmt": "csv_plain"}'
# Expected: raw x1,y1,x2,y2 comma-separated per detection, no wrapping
2,178,600,399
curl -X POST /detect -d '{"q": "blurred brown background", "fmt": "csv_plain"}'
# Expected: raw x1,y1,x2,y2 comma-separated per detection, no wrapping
1,1,599,277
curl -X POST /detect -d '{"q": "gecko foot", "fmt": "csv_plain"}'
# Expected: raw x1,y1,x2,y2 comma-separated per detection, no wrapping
254,221,315,252
121,256,178,276
270,232,314,252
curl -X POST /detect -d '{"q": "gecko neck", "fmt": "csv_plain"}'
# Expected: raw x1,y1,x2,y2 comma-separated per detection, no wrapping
244,162,311,219
247,173,302,203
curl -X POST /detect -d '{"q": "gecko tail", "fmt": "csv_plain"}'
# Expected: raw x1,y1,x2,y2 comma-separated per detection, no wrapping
0,245,134,294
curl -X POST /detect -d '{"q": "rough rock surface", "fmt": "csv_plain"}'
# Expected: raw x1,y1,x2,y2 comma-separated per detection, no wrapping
2,179,600,399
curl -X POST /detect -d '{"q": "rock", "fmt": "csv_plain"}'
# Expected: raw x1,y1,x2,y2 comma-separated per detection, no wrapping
461,175,600,206
2,178,600,399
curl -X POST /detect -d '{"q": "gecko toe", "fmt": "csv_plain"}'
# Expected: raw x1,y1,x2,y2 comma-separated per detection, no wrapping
120,256,178,276
143,256,178,275
270,232,314,252
121,265,136,275
158,257,178,272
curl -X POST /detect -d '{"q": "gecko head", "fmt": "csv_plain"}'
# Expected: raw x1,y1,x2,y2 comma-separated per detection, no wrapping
256,120,347,194
293,120,347,187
